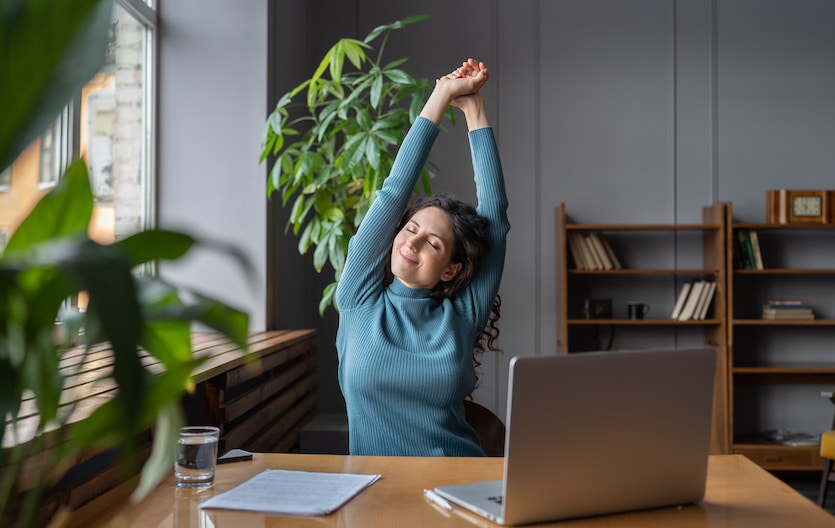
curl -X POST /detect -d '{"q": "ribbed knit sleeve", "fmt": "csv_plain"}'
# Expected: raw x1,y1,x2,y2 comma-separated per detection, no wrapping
453,127,510,331
335,117,440,311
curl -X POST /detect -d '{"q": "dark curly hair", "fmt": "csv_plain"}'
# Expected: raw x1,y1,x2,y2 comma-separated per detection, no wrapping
384,194,502,384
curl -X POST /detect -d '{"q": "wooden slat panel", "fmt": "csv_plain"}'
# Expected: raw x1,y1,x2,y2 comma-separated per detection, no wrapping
249,394,317,453
220,359,312,423
221,373,316,449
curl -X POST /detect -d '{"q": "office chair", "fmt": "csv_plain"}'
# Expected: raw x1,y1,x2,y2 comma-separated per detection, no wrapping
464,400,506,457
817,392,835,507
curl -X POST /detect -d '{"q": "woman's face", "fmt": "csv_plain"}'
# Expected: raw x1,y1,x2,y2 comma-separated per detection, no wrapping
390,206,462,290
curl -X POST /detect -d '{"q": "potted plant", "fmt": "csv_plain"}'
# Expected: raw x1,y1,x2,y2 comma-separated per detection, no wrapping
260,15,456,314
0,1,251,525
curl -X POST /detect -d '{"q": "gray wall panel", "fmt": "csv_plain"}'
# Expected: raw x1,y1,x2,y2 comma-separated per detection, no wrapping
717,0,835,221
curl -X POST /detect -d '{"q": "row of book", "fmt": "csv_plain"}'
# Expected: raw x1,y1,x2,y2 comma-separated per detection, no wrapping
567,232,622,270
762,299,815,320
671,280,717,321
735,228,763,270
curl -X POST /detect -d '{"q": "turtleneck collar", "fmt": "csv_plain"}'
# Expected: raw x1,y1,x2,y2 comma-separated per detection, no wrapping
389,277,435,299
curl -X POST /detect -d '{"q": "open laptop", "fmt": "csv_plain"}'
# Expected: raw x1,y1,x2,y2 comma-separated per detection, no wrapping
434,347,716,525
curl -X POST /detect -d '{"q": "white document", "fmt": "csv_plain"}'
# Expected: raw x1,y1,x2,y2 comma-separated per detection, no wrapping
199,469,381,516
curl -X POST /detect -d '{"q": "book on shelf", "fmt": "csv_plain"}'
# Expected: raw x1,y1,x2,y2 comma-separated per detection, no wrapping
581,234,604,270
748,230,764,270
735,229,758,270
677,280,707,321
597,233,622,269
670,281,693,319
567,233,589,270
587,232,614,270
566,232,622,271
762,307,814,320
695,281,717,320
766,299,809,306
762,299,814,319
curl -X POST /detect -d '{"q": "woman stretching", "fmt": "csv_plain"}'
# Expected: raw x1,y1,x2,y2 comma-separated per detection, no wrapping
335,59,509,456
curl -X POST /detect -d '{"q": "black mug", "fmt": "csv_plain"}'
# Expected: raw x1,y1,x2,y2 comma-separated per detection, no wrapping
627,302,650,320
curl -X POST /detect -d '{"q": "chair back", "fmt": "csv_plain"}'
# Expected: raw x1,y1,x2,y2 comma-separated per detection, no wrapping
464,400,506,457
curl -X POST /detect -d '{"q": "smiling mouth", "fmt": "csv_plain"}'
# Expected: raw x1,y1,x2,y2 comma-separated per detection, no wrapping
398,251,417,264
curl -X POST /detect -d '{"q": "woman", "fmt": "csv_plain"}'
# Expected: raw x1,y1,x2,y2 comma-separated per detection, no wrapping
335,59,509,456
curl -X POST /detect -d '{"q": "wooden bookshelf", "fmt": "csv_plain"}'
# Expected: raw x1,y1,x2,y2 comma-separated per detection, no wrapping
556,203,729,455
727,205,835,471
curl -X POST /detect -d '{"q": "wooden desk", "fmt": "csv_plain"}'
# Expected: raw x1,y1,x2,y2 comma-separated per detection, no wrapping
74,454,835,527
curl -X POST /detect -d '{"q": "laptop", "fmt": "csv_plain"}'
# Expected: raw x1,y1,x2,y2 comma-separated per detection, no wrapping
434,347,716,525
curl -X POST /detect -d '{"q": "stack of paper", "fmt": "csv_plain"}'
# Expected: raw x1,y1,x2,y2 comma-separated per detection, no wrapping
200,469,381,516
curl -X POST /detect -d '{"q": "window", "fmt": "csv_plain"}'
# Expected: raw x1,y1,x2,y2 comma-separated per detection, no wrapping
38,110,67,188
0,0,156,246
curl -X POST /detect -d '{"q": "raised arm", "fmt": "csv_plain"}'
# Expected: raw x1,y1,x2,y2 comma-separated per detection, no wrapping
448,60,510,326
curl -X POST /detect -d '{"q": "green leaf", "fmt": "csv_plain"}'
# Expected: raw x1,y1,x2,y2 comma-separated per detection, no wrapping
298,220,314,254
313,232,329,272
341,39,369,70
3,160,93,256
383,58,409,70
319,282,337,316
307,48,333,108
370,73,383,109
326,208,345,223
141,319,192,368
363,15,428,44
365,135,381,171
356,108,371,130
0,0,116,170
191,293,249,350
20,336,63,425
329,41,346,85
131,402,183,502
290,195,306,227
384,69,413,84
117,230,196,267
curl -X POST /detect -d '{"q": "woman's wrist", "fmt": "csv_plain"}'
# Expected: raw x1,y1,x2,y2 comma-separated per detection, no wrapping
458,95,489,130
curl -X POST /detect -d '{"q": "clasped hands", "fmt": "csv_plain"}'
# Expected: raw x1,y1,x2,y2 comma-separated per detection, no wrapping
437,58,488,98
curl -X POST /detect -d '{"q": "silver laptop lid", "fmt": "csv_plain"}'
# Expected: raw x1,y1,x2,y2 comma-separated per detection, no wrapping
501,347,716,525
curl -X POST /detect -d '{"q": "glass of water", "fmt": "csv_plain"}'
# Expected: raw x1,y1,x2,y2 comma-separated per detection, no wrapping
175,426,220,488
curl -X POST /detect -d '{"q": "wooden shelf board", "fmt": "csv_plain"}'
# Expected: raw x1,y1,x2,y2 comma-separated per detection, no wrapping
568,318,721,326
734,222,835,230
568,269,718,275
733,365,835,375
733,319,835,326
567,223,720,231
734,268,835,275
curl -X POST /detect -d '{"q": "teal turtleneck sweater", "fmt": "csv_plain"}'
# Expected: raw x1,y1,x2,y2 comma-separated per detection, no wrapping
335,117,509,456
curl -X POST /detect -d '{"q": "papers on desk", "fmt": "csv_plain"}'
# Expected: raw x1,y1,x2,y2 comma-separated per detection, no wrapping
199,469,381,516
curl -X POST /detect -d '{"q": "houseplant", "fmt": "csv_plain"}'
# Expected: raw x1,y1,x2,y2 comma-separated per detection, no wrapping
260,15,455,314
0,0,251,525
